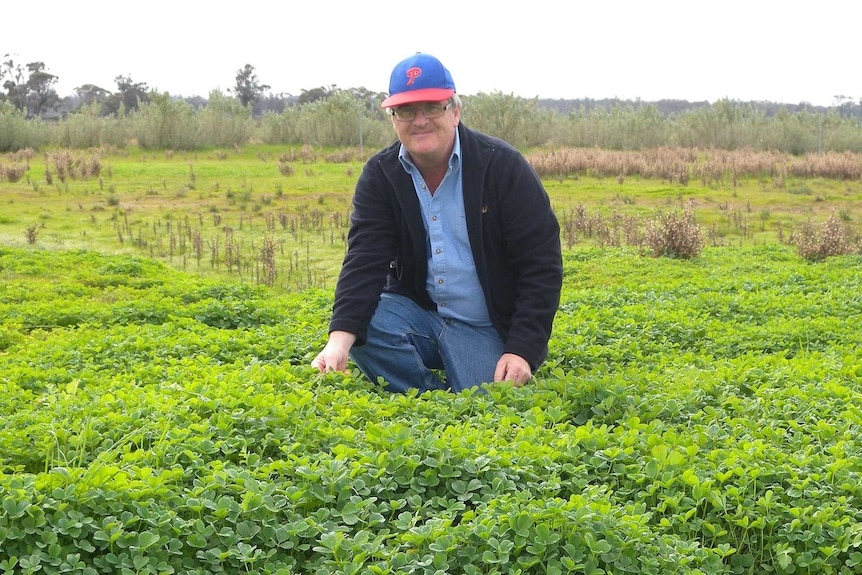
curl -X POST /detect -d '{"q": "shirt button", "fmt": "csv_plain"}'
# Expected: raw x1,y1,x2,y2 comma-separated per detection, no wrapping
435,248,442,254
431,215,437,221
440,302,447,307
438,279,444,285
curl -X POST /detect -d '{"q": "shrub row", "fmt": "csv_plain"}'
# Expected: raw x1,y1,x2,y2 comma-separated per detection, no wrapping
5,94,862,154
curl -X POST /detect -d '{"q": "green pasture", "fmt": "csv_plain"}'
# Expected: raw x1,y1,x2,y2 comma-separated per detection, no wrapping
2,145,861,291
1,146,862,574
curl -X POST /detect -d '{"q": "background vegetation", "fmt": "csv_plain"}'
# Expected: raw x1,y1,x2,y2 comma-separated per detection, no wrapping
4,91,862,155
2,56,862,155
1,144,861,293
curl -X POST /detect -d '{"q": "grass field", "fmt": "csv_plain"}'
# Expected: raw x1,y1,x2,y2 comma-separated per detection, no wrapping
1,145,862,574
2,144,860,290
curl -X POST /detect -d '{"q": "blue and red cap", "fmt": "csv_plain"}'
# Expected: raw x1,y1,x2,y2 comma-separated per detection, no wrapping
381,53,456,108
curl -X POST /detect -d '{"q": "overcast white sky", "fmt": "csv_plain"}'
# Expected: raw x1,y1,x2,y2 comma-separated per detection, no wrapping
4,0,858,107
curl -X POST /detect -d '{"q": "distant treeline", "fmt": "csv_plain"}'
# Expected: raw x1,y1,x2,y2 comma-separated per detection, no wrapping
534,97,858,118
2,89,862,155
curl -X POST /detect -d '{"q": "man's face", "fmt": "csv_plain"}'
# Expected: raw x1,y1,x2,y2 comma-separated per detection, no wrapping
389,99,460,166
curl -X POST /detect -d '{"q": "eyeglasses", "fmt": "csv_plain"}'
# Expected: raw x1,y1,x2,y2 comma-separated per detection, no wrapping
389,101,451,121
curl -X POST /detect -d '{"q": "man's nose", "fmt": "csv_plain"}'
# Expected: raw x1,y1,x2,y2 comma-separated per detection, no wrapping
411,109,431,124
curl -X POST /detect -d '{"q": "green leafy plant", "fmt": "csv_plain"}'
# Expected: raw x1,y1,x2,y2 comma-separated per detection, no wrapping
2,246,862,573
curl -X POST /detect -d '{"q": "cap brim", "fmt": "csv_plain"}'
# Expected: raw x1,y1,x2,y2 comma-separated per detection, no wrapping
381,88,455,108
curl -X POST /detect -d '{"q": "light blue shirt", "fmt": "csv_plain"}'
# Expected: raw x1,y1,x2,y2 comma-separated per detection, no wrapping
398,133,492,326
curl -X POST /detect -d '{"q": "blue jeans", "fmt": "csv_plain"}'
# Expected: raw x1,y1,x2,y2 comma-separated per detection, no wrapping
349,293,505,393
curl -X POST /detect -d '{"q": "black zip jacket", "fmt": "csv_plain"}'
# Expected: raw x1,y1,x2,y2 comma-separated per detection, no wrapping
329,123,563,371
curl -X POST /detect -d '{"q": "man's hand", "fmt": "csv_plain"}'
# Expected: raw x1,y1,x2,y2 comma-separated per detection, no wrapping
311,330,357,373
494,353,532,386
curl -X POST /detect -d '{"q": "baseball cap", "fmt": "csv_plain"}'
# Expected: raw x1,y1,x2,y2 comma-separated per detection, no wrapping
381,53,456,108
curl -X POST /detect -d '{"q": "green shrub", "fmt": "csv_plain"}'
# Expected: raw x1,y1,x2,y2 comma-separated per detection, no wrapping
0,102,46,152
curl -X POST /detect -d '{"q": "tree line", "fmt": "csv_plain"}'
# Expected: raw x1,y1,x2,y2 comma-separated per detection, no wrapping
0,57,355,119
2,56,862,155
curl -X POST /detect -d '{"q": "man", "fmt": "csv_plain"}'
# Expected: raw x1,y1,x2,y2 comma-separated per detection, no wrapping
311,53,562,393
